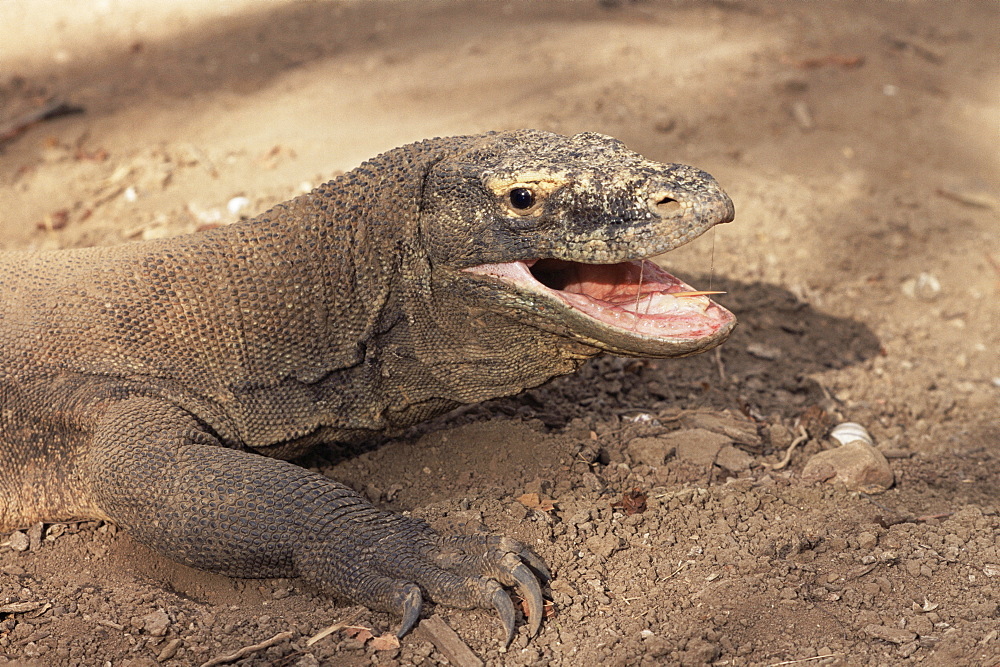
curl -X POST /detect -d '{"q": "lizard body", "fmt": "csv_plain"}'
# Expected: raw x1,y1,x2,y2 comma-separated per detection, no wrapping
0,130,735,642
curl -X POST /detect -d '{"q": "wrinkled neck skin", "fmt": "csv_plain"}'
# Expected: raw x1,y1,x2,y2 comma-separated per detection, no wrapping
384,248,598,415
296,140,597,430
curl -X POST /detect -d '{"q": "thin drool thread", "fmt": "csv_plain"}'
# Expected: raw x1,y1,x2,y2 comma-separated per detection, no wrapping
709,226,716,292
631,260,644,330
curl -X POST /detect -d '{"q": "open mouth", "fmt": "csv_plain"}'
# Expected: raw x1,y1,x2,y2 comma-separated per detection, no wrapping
463,257,734,342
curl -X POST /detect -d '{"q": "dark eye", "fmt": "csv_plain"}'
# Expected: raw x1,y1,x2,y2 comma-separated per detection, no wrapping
508,187,536,210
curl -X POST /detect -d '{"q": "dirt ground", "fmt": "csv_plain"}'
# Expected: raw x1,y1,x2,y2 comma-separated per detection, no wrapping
1,1,998,665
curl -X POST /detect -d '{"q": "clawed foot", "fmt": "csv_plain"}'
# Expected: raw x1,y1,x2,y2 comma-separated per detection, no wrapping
300,516,550,646
395,535,550,645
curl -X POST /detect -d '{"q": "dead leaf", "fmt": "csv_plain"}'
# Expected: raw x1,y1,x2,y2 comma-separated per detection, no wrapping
370,633,401,651
611,488,647,515
517,492,556,512
342,625,374,643
517,596,556,619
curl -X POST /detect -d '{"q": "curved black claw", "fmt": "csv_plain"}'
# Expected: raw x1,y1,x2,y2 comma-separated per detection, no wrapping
515,543,552,582
505,556,545,636
396,584,423,639
491,584,517,647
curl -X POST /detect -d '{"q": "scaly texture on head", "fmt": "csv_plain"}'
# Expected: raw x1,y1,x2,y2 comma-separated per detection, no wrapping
420,130,733,266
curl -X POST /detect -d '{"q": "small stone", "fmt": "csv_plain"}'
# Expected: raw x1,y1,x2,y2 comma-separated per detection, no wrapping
7,531,29,552
746,342,783,360
857,531,878,550
628,437,675,466
156,638,182,662
864,624,916,644
581,471,603,491
801,440,894,492
141,609,170,637
901,272,941,300
584,535,623,560
681,638,720,665
27,523,42,551
715,445,753,473
908,615,934,636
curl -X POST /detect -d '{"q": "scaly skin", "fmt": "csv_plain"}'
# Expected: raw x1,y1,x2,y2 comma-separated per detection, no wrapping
0,130,735,644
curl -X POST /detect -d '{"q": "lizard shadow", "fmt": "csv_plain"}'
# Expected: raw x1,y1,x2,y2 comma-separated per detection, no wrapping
305,276,883,505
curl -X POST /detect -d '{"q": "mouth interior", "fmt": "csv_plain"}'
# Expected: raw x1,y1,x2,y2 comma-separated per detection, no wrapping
465,257,733,340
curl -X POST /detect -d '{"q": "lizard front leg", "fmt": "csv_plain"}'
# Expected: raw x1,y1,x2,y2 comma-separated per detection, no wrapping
83,397,547,644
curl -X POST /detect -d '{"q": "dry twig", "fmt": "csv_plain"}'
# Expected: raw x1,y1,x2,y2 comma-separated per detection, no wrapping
767,654,843,666
305,611,362,647
200,630,294,667
763,426,809,470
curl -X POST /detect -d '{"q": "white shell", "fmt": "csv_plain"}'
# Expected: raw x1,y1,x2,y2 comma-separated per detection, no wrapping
227,196,251,216
829,422,874,446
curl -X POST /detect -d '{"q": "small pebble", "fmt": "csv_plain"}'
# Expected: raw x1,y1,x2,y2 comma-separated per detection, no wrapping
901,272,941,300
7,531,29,552
141,609,170,637
715,445,753,473
801,440,894,492
746,342,783,360
157,638,182,662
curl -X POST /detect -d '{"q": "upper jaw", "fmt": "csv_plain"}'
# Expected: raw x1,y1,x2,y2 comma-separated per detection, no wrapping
536,182,736,265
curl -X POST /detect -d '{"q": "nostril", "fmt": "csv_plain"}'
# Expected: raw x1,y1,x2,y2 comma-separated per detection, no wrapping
653,196,682,216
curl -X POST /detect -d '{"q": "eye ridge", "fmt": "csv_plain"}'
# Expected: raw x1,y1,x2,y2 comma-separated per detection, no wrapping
508,187,536,211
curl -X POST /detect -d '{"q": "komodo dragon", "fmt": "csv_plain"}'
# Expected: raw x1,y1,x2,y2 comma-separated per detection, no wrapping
0,130,736,644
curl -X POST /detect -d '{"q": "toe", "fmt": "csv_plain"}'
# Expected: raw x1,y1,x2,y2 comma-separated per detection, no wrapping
395,584,423,638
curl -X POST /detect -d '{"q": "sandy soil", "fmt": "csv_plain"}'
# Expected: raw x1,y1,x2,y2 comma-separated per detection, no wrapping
1,1,998,665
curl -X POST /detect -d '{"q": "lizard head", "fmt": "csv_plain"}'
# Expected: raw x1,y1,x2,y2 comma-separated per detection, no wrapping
419,129,736,359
